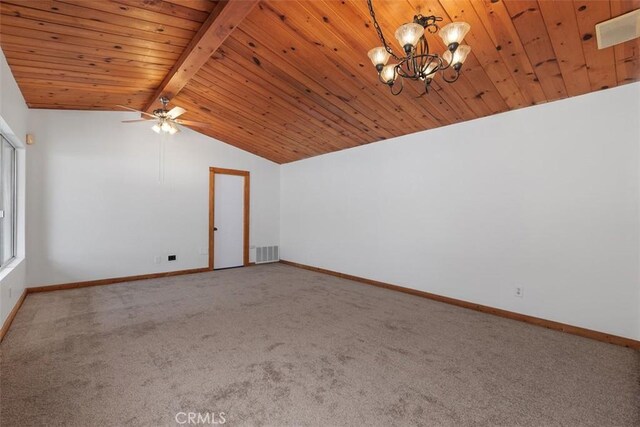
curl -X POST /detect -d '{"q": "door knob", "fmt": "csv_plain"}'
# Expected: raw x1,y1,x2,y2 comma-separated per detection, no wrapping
214,227,218,231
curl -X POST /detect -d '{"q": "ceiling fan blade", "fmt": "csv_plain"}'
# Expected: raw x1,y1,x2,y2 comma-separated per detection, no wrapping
121,119,152,123
167,106,187,119
116,105,157,119
175,119,215,129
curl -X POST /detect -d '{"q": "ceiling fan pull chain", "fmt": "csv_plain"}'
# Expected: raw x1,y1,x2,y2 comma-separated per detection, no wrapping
158,134,166,184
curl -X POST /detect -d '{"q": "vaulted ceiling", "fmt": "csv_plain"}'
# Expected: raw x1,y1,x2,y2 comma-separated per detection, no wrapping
1,0,639,163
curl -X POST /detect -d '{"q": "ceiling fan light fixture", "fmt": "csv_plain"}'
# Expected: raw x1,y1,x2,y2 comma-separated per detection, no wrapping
151,118,180,134
160,121,172,133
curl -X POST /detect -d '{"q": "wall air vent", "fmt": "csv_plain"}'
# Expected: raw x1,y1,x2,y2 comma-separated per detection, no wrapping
595,9,640,49
256,246,279,264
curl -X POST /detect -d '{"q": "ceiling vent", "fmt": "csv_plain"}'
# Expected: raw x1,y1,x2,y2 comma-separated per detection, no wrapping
595,9,640,49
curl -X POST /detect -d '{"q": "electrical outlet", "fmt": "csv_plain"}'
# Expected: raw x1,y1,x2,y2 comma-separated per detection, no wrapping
153,256,161,264
515,287,524,298
168,255,176,261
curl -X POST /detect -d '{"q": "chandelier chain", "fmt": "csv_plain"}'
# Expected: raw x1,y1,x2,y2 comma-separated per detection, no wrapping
367,0,403,61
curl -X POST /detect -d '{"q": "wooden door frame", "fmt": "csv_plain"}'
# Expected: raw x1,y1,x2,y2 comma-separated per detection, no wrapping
209,167,250,270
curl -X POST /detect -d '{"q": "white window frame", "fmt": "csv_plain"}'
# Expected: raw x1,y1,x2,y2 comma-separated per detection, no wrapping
0,133,17,269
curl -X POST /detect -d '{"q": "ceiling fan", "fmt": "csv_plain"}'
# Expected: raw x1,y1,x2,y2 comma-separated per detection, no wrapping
118,96,212,135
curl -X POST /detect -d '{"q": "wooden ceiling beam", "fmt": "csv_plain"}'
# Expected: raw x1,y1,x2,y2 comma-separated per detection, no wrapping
143,0,259,112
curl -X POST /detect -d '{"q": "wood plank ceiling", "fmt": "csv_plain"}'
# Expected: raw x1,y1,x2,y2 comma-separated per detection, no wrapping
1,0,639,163
0,0,219,109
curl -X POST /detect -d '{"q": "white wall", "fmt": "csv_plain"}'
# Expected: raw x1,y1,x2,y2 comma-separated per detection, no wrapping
281,83,640,341
0,50,27,143
4,44,639,342
0,49,28,327
26,110,280,286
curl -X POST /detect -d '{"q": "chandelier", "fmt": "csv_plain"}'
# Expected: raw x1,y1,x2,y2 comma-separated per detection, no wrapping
366,0,471,95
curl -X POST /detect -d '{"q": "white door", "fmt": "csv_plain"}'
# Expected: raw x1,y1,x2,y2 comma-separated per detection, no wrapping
213,174,245,269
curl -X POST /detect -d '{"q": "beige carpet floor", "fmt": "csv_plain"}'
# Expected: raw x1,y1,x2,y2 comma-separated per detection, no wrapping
0,264,638,426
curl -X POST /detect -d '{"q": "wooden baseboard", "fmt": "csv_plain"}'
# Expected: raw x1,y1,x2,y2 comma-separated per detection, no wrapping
0,289,27,343
27,267,212,293
279,260,640,350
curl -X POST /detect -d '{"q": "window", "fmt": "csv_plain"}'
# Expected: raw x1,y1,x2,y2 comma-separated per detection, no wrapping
0,134,16,267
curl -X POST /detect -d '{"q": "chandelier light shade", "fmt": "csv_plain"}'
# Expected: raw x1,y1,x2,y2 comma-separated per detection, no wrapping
439,22,471,50
366,0,471,95
444,44,472,69
367,47,391,70
380,64,398,83
455,45,472,62
395,22,425,52
442,50,450,64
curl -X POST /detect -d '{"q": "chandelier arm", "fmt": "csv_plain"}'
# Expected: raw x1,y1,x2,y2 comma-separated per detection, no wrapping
426,19,441,34
396,59,411,79
367,0,403,61
441,70,461,84
390,78,404,96
406,53,440,79
411,52,418,77
416,38,428,75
